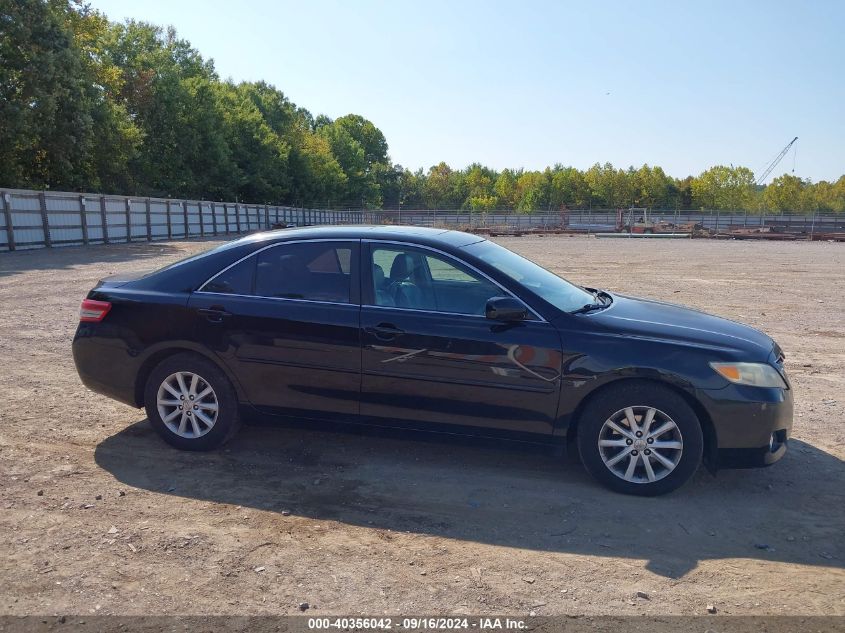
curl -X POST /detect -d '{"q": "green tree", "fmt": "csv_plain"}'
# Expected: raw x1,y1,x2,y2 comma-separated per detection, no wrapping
318,120,371,205
463,163,496,209
101,20,224,196
494,169,518,208
550,166,590,208
424,162,465,209
585,163,629,208
6,1,845,216
0,0,134,190
629,165,672,208
762,174,810,213
332,114,388,167
289,132,347,206
515,171,551,211
214,81,291,203
397,168,427,209
809,177,845,212
691,165,755,210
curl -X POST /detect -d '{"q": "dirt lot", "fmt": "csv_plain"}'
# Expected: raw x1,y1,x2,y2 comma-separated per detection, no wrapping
0,234,843,617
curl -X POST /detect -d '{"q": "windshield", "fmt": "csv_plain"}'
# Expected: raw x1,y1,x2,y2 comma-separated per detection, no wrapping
462,240,595,313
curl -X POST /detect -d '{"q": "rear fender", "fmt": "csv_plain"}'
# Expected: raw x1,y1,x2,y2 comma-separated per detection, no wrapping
133,341,249,407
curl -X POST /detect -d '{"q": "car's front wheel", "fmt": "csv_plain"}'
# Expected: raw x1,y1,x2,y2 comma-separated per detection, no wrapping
577,382,703,495
144,352,240,451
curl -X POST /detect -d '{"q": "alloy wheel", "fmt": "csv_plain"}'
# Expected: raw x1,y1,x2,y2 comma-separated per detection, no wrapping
597,406,684,484
156,371,219,439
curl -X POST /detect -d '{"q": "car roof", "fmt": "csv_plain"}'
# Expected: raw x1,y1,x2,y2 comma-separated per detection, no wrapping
233,225,486,249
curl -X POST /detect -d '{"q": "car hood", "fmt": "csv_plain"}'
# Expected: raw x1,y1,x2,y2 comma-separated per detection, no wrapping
588,293,775,359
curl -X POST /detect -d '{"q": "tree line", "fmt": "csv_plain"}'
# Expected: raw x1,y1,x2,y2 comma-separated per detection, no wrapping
2,0,844,214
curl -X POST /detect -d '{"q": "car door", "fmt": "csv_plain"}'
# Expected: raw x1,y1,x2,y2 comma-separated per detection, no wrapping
360,241,563,435
190,239,361,421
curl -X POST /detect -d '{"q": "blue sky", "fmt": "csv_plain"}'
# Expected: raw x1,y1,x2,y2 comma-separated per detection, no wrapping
88,0,844,182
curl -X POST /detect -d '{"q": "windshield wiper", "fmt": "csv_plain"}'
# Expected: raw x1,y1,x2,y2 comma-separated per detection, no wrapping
571,302,607,314
571,289,612,314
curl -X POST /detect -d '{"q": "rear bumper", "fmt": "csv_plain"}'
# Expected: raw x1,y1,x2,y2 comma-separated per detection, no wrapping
696,383,793,470
73,334,139,407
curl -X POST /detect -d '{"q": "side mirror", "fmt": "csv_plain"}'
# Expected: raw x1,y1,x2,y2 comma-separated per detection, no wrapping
485,296,528,322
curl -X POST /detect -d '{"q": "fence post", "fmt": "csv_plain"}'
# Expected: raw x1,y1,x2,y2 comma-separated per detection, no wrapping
211,202,218,236
145,198,152,241
182,201,189,237
264,204,269,229
38,192,52,247
124,197,132,243
165,200,172,239
223,203,229,234
99,195,109,244
2,191,15,251
235,204,241,233
198,202,205,236
79,195,89,246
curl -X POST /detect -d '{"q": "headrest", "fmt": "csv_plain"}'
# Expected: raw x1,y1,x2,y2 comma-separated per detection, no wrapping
389,253,415,280
373,263,385,286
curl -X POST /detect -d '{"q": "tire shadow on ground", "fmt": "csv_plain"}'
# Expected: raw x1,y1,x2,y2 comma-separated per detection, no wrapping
94,418,845,579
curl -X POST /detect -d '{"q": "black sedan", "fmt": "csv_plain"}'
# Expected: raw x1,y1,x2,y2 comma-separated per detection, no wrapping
73,226,792,495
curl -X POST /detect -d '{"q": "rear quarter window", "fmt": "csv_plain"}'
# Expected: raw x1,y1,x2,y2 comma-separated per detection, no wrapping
201,257,255,294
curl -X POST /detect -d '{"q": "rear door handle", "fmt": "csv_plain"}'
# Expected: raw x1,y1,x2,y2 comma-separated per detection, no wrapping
197,307,232,323
366,323,405,340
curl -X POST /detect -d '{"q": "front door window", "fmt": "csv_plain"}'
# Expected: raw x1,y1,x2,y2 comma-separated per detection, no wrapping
370,246,502,316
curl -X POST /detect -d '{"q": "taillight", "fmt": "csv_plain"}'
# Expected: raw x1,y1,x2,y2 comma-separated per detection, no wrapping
79,299,112,322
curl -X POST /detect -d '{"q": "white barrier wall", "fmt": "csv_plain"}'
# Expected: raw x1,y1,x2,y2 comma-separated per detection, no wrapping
0,189,362,251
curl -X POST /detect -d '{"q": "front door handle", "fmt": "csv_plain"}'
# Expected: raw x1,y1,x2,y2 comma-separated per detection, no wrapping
367,323,405,340
197,307,232,323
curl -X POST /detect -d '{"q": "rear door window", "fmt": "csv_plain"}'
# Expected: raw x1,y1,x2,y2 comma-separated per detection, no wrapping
254,241,357,303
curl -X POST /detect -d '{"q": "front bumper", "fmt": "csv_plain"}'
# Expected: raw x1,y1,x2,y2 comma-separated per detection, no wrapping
696,382,793,470
717,430,788,468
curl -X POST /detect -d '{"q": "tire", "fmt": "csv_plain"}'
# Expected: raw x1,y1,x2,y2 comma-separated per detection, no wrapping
576,382,703,496
143,352,241,451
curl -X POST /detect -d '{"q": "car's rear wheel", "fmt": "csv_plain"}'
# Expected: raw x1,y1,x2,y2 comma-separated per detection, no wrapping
144,352,240,451
576,382,703,496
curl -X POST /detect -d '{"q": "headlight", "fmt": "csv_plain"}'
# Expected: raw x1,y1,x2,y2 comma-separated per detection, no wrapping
710,362,787,388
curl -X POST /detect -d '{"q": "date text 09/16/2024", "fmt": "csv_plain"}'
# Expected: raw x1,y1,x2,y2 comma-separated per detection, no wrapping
307,617,527,630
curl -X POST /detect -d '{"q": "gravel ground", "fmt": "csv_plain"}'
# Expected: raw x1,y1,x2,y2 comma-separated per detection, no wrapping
0,234,843,617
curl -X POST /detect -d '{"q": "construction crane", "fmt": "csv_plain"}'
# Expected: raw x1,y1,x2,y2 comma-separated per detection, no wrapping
756,136,798,186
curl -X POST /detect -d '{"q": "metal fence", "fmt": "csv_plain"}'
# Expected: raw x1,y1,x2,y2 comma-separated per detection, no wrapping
366,208,845,234
0,188,363,251
2,188,844,251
